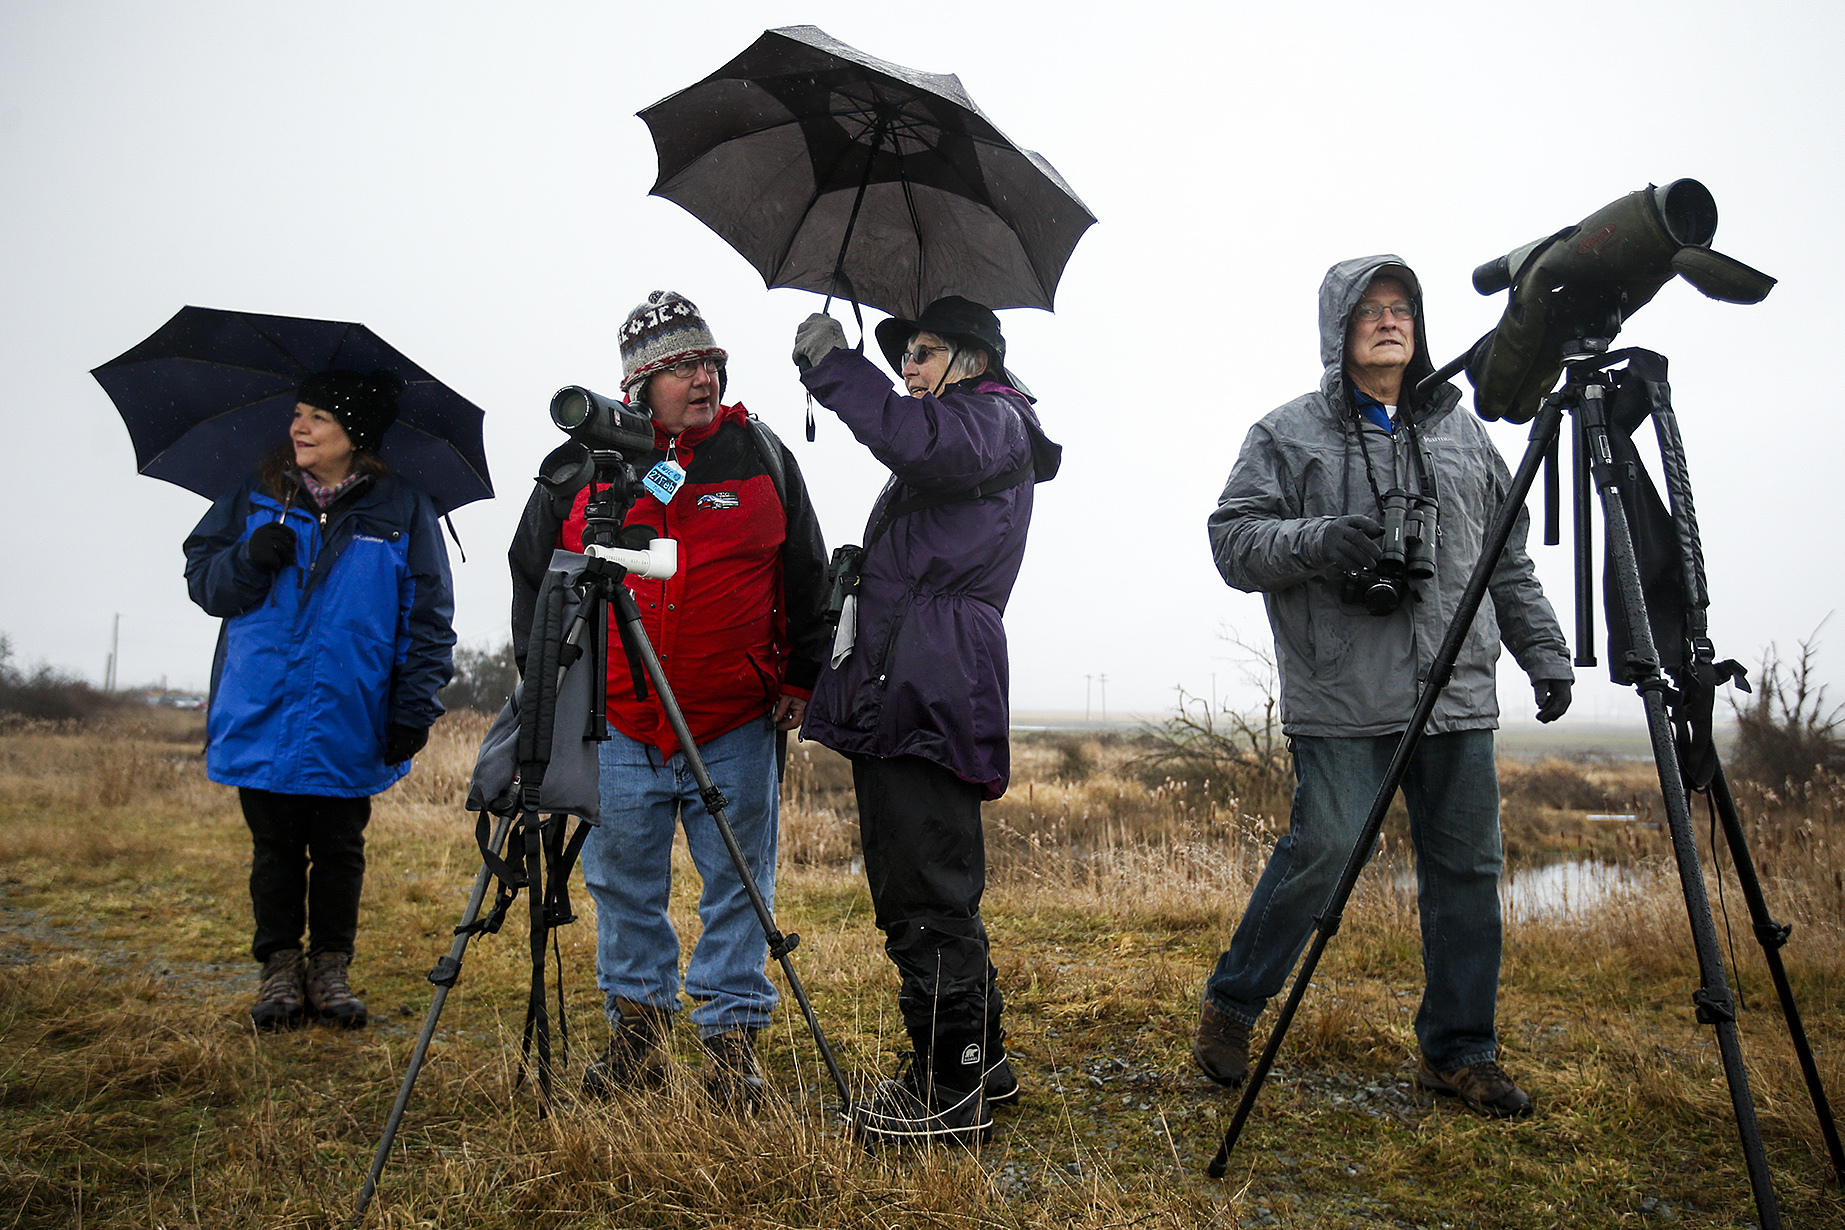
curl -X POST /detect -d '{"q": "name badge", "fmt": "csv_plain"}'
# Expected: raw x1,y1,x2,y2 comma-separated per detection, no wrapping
642,459,686,504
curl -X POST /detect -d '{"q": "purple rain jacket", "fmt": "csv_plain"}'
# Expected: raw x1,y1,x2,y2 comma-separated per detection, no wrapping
799,348,1059,799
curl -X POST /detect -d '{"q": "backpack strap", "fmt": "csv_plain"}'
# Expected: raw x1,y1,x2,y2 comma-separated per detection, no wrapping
745,414,789,511
864,457,1035,551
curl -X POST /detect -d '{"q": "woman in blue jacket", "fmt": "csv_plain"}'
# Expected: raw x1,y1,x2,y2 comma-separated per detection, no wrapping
184,370,455,1030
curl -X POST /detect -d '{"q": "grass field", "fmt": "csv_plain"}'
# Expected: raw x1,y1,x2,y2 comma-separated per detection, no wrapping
1,711,1840,1229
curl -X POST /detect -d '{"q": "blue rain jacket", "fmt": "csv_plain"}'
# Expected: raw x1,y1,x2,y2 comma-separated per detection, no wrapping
184,473,455,796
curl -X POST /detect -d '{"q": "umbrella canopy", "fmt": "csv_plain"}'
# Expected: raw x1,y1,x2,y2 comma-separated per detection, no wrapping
638,25,1095,320
92,306,493,515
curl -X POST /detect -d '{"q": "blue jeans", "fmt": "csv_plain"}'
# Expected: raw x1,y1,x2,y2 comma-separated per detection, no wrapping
1205,730,1504,1070
581,718,779,1038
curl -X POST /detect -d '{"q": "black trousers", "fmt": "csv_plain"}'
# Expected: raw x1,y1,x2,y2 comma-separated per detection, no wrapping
852,755,1003,1041
238,788,370,963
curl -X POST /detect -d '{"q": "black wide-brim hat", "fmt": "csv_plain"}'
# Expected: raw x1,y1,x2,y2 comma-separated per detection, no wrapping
874,295,1023,391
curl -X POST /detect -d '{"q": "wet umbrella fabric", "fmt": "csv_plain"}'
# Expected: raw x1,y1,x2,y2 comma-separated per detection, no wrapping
92,306,493,515
638,25,1095,321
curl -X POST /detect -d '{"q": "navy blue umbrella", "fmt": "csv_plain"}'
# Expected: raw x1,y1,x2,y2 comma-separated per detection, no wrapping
92,306,493,515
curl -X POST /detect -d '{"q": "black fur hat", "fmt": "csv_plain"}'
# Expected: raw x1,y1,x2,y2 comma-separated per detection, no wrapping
297,369,402,453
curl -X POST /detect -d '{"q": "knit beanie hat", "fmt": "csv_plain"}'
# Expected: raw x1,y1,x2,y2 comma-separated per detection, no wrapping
618,291,727,397
297,369,402,453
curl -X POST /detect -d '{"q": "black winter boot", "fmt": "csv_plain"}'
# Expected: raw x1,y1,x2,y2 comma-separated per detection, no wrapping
984,1022,1020,1106
847,1032,992,1146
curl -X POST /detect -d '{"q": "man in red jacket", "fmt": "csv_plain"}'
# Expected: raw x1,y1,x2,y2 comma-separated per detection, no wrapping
510,291,828,1108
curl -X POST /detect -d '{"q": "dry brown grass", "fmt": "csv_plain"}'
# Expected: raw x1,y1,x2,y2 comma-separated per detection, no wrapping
0,716,1840,1228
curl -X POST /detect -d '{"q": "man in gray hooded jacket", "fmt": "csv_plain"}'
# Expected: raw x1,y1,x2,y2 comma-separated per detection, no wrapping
1193,255,1574,1118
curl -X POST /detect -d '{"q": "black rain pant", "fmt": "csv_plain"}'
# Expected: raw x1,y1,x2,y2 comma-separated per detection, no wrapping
852,755,1002,1044
239,788,370,963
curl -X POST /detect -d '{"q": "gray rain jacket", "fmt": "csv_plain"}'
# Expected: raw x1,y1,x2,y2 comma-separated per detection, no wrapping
1208,254,1572,738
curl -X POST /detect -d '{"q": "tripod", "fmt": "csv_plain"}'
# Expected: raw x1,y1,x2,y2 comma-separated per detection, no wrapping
1206,343,1842,1230
351,502,851,1225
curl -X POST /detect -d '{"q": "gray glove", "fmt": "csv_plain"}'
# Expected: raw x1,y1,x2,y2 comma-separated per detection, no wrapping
1534,679,1572,723
1313,515,1383,571
792,313,847,372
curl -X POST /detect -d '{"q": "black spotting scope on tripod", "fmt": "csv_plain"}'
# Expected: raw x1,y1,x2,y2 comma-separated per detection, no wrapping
1205,181,1840,1230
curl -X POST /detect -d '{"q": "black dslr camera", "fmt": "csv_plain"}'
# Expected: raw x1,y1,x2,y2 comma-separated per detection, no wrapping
1339,489,1436,616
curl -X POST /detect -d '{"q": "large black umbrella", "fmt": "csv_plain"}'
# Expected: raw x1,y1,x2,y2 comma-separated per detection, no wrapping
638,25,1095,320
92,306,493,515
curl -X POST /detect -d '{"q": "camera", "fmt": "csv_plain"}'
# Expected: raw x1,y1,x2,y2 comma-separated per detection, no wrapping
1339,489,1436,616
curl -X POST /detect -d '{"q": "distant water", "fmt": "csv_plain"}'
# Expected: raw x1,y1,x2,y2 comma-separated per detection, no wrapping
1385,856,1652,920
1503,859,1650,921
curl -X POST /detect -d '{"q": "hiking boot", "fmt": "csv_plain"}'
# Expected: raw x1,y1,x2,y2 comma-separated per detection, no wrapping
582,997,672,1098
250,948,306,1031
984,1025,1020,1107
846,1036,992,1146
1193,1000,1251,1088
305,950,368,1028
1417,1058,1532,1118
702,1029,766,1112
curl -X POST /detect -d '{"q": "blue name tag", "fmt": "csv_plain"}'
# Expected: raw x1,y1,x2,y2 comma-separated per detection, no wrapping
642,459,686,504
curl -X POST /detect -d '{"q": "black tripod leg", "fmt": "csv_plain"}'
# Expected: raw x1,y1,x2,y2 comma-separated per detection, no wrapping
351,813,514,1227
1708,764,1845,1184
609,587,854,1110
1579,379,1784,1229
1208,400,1568,1178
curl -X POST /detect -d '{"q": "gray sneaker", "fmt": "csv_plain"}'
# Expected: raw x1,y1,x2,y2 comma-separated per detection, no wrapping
1417,1058,1533,1118
1193,1000,1251,1088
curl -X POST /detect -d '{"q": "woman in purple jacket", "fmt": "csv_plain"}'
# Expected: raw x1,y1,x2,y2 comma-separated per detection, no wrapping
792,297,1059,1144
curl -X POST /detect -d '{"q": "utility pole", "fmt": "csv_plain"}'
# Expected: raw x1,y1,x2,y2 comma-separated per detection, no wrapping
105,613,120,693
1098,673,1108,724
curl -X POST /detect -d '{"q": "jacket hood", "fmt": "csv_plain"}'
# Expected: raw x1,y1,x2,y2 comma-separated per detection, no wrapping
1317,254,1437,411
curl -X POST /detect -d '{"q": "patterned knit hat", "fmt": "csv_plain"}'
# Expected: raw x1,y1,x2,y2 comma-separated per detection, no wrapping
297,368,402,453
618,291,727,397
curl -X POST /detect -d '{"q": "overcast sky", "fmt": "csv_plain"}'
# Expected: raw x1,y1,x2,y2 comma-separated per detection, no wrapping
2,0,1838,727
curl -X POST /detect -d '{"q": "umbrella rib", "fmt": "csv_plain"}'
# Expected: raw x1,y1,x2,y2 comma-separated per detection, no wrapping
822,120,887,311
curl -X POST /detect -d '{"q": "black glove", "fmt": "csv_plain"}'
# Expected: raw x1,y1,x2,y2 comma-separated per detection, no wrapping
246,521,297,572
1534,679,1572,724
792,313,847,372
385,723,429,764
1314,515,1384,571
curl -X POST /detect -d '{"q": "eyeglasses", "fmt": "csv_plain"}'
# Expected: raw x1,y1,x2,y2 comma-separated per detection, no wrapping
902,344,952,366
1353,302,1414,322
661,356,723,379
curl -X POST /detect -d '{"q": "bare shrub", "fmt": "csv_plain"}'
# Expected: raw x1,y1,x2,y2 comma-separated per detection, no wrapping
1730,626,1843,793
440,639,520,714
0,633,126,724
1128,685,1291,825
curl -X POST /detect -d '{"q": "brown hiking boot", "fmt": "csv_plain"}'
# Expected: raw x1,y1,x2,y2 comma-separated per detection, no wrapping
702,1029,766,1111
1417,1058,1532,1118
582,997,672,1098
1193,1000,1251,1088
304,950,368,1028
250,948,306,1031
